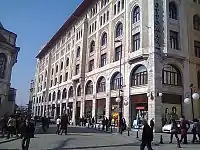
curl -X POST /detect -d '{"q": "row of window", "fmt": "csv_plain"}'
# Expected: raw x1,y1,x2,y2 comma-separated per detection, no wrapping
113,0,124,15
76,29,83,41
89,21,97,34
100,11,109,26
35,64,184,103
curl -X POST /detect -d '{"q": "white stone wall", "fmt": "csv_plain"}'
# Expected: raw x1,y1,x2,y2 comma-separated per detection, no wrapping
33,0,200,131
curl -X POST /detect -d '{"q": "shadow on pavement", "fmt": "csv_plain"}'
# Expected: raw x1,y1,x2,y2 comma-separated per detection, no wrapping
51,138,76,150
36,125,110,135
0,138,18,144
50,142,147,149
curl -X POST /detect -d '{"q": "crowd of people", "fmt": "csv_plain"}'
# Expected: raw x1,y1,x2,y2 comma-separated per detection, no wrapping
0,114,35,150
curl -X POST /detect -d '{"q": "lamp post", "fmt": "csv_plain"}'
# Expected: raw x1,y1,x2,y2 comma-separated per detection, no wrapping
115,39,123,134
184,84,199,120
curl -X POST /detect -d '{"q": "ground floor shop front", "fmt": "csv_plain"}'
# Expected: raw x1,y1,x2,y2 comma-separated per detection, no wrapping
33,92,200,132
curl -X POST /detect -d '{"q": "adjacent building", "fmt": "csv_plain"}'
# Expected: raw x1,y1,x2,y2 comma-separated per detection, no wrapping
33,0,200,131
0,22,19,117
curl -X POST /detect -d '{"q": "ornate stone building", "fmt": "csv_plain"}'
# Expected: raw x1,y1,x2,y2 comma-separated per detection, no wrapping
33,0,200,131
0,22,19,117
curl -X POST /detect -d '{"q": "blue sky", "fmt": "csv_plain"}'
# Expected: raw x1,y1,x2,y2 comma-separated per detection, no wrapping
0,0,82,106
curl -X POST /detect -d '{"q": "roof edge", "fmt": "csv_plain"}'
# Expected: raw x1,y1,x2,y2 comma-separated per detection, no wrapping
36,0,92,59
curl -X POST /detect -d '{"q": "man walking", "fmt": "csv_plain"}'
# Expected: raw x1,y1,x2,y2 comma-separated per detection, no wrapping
140,119,153,150
180,116,190,144
56,116,61,135
21,118,34,150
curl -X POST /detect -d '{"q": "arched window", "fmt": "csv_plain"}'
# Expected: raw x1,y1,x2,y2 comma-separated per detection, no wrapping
90,41,95,53
133,6,140,23
193,15,200,31
131,65,148,86
62,88,67,99
57,90,61,100
111,72,123,90
76,47,80,58
52,92,56,101
162,64,181,86
36,97,38,103
77,85,81,96
85,80,93,94
48,93,51,101
169,2,177,20
198,71,200,89
97,77,106,93
115,22,123,38
68,86,73,98
0,53,7,79
101,32,107,46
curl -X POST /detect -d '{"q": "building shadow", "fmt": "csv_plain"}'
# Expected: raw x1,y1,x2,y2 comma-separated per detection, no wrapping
0,138,18,144
50,138,76,150
50,142,144,150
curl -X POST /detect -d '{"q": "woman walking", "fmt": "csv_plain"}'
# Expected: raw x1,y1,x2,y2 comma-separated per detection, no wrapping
169,119,181,148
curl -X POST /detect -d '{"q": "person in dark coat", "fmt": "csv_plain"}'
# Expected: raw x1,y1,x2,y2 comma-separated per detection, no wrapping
169,119,181,148
60,114,69,135
140,119,153,150
180,116,190,144
20,118,34,150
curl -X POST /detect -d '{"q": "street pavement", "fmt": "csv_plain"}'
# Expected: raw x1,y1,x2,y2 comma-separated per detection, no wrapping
0,125,200,150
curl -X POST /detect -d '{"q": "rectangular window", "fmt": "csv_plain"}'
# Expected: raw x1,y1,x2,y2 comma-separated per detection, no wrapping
115,46,122,61
100,53,107,67
75,64,80,75
170,31,179,50
89,59,94,72
122,0,124,10
50,80,53,87
114,5,116,15
194,41,200,58
107,11,109,21
65,73,68,81
54,78,57,86
132,33,140,51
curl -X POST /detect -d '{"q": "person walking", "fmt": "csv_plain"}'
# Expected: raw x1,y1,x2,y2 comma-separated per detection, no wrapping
56,117,61,135
7,116,15,139
60,114,69,135
192,119,198,143
169,119,181,148
21,118,34,150
140,119,153,150
180,116,190,144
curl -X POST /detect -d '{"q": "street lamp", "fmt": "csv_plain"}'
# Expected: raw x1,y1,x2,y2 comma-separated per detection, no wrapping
114,40,123,134
184,84,200,120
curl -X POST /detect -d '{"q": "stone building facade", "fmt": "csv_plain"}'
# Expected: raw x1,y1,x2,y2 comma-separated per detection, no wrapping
33,0,200,131
0,22,19,117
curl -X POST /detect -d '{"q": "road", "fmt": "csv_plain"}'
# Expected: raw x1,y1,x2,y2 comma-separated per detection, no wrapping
0,125,200,150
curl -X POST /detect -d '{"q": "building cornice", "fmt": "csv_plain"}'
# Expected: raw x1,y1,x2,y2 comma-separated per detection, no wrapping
36,0,97,59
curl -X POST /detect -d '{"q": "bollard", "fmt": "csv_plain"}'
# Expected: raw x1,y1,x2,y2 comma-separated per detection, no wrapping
160,135,164,144
136,130,139,138
128,129,130,136
111,125,112,133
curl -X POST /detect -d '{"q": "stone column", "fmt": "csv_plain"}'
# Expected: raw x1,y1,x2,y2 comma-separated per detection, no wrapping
92,98,96,118
54,104,57,119
60,103,62,117
105,77,111,118
72,83,77,124
80,98,84,117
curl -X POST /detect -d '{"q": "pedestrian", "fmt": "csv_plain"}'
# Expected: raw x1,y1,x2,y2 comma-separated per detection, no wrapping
169,119,181,148
7,116,15,139
140,119,153,150
180,116,190,144
192,119,198,143
20,118,34,150
60,114,69,135
56,116,61,135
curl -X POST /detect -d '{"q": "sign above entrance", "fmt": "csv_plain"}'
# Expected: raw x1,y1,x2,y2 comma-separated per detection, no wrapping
136,106,145,110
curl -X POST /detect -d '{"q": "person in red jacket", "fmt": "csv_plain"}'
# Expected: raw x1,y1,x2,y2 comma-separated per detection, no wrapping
180,116,190,144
